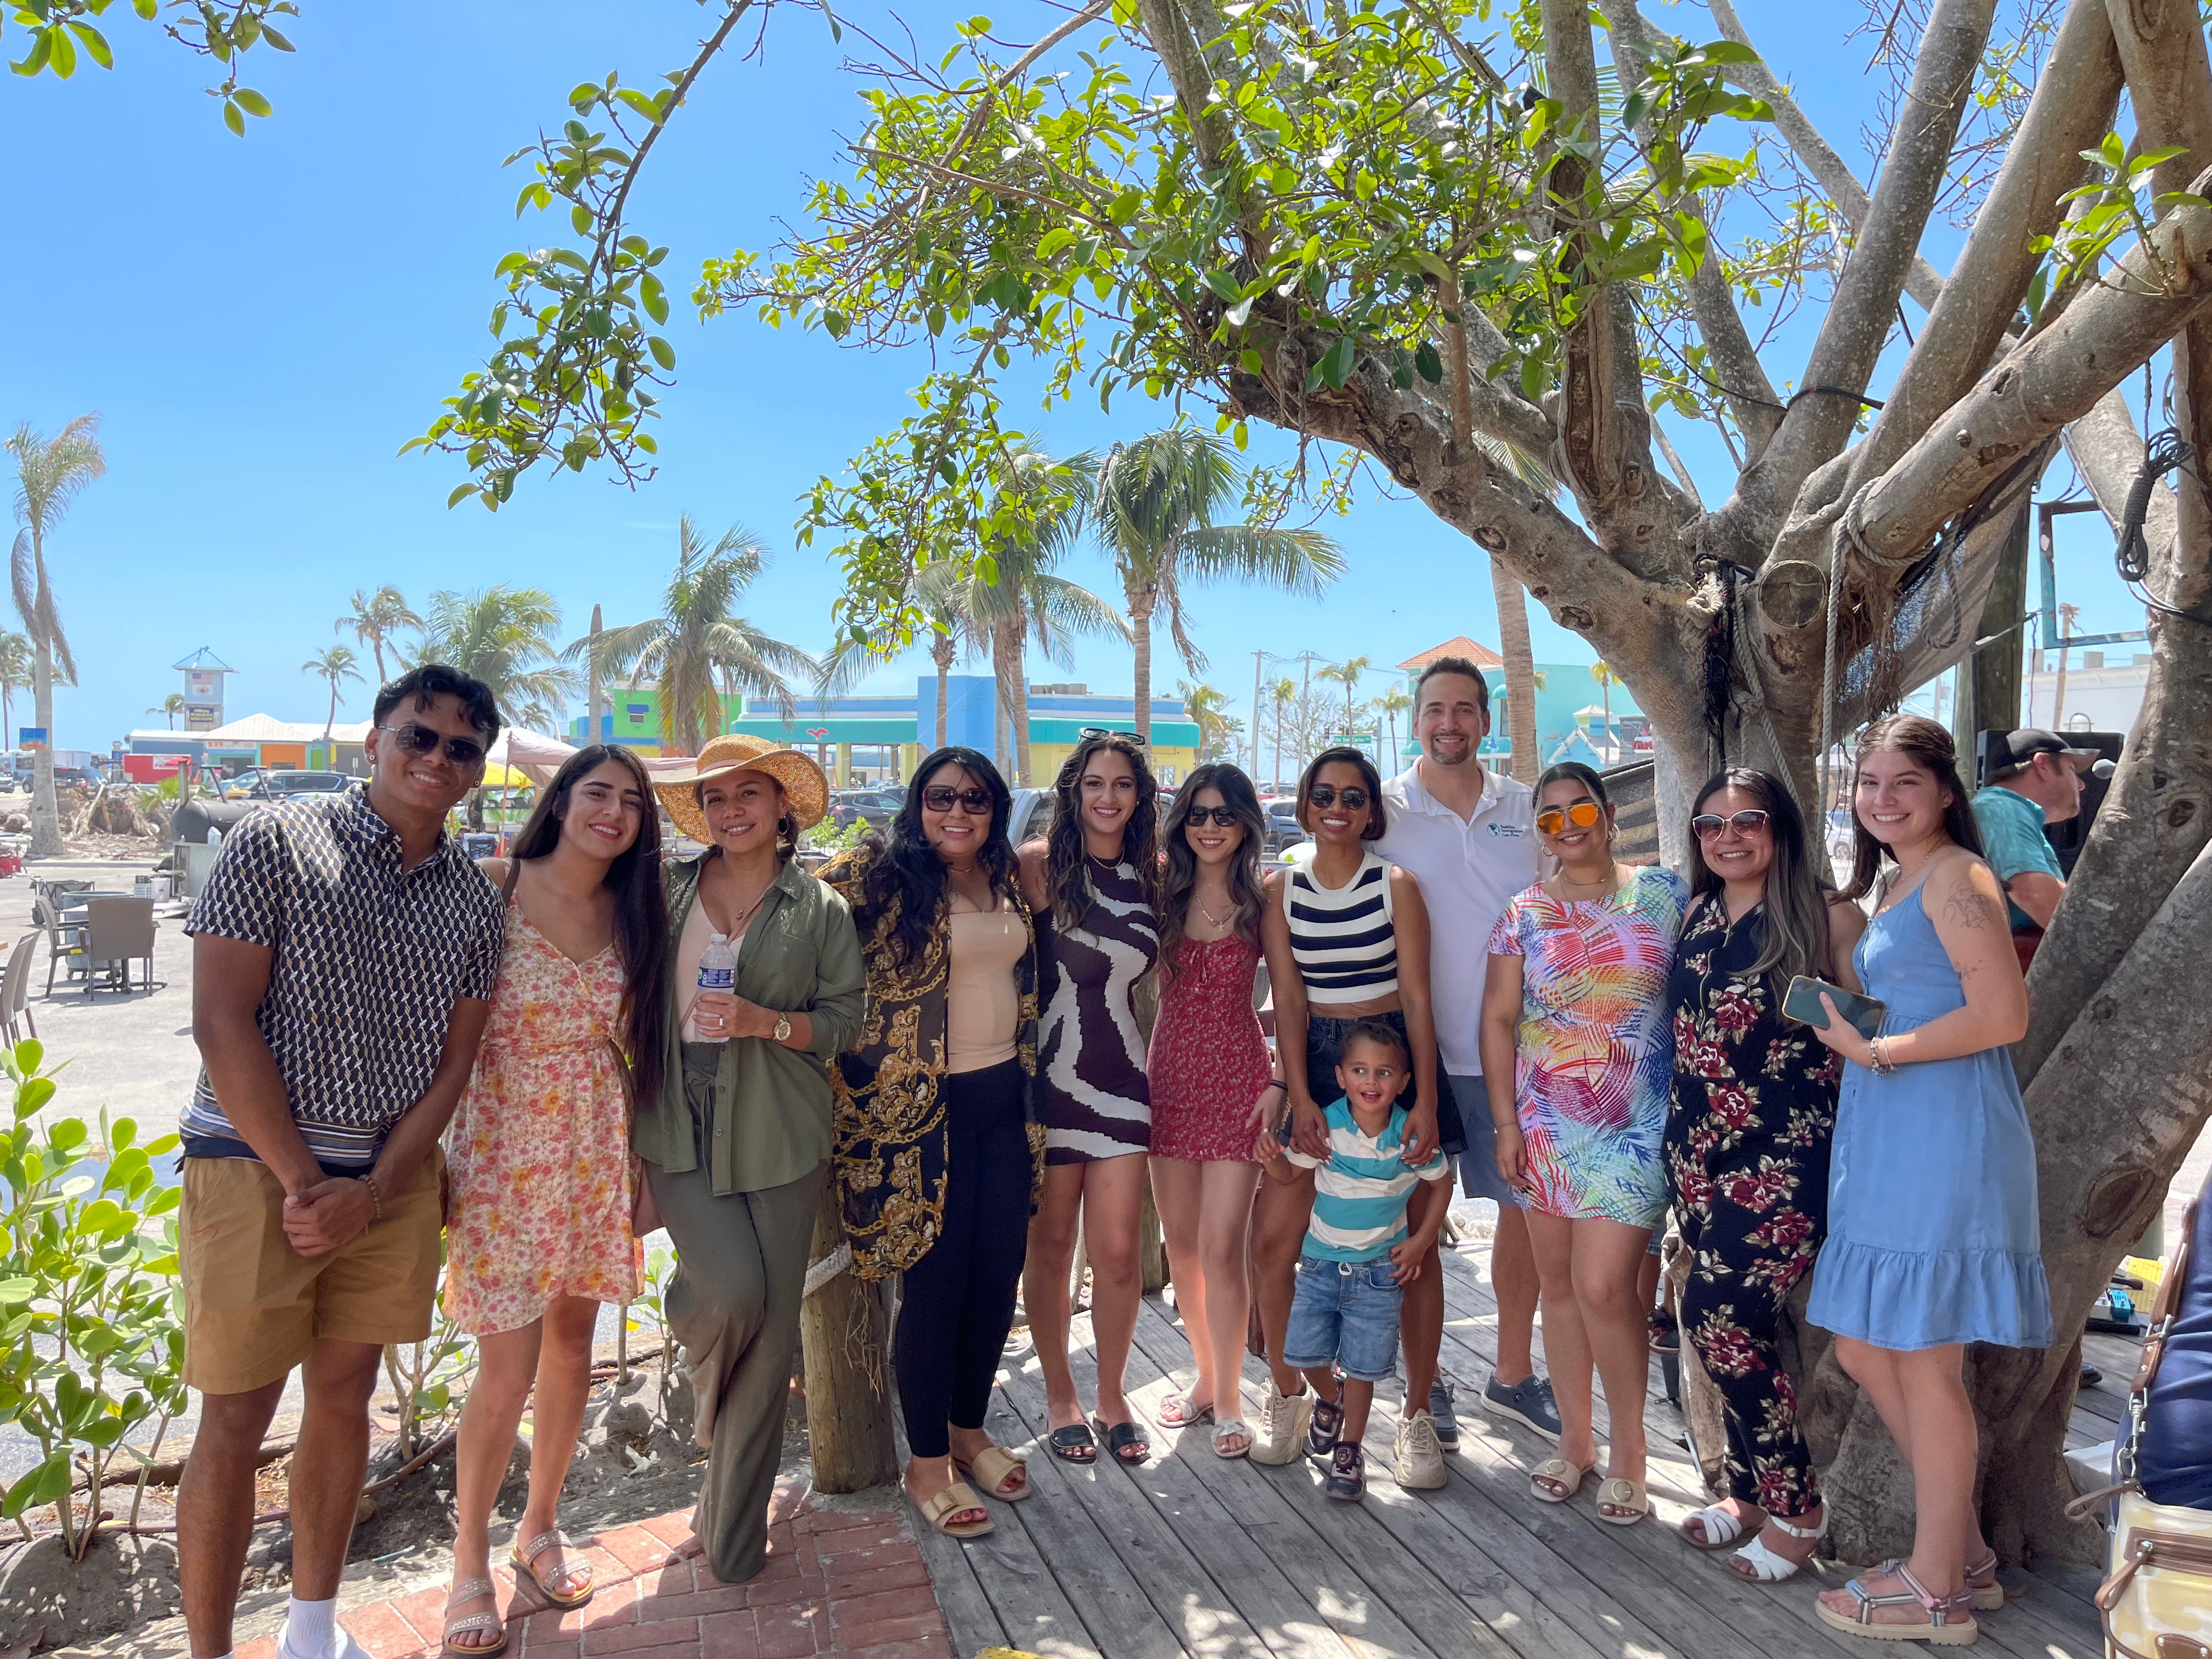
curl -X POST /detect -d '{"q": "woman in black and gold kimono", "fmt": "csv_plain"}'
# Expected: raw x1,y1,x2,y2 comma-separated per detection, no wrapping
822,746,1042,1541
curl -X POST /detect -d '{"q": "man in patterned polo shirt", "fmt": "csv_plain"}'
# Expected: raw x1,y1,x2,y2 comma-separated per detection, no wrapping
177,664,509,1659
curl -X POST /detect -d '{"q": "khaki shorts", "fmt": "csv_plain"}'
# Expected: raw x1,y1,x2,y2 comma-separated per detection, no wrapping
180,1150,444,1395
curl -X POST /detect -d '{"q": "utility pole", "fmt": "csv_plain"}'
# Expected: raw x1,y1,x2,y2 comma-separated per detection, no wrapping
586,603,605,745
1251,649,1265,778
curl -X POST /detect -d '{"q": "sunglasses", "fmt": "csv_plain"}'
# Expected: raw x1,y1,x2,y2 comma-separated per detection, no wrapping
922,785,994,813
1535,800,1603,835
1078,726,1147,746
1183,806,1241,828
1691,809,1771,840
1307,785,1369,810
377,724,488,769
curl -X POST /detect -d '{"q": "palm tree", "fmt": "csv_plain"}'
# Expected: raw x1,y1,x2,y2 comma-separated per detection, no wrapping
8,415,100,857
410,585,579,735
337,585,422,685
2051,601,2081,732
1590,661,1620,764
1493,566,1543,782
1092,429,1345,742
146,692,188,730
0,632,31,750
921,448,1126,785
1316,656,1372,746
567,518,815,755
301,646,365,741
1177,679,1234,759
1377,686,1412,775
1269,675,1297,789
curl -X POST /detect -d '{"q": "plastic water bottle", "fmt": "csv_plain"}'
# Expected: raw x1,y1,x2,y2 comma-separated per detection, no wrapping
696,932,738,1044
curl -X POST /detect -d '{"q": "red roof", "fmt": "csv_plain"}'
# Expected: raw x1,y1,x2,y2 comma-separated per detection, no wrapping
1397,636,1505,672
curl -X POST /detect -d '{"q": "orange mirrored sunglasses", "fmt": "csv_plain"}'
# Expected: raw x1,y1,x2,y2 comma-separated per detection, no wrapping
1534,800,1604,835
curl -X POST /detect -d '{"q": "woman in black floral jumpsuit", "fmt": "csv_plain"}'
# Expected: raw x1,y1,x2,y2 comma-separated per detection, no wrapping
1663,769,1864,1583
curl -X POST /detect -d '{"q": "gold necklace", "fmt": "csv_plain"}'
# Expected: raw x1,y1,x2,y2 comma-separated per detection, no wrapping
1195,896,1233,930
1556,862,1620,893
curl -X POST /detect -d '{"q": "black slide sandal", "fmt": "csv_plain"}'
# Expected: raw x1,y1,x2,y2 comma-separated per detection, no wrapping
1092,1416,1152,1466
1048,1422,1098,1463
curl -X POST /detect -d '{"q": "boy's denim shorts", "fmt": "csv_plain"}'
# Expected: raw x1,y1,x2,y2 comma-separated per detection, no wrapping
1282,1251,1403,1383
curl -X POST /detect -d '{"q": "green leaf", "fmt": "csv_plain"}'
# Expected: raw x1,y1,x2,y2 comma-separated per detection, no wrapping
1239,347,1265,376
14,1040,43,1075
640,272,669,324
232,87,272,119
0,1278,33,1304
1690,40,1759,64
647,335,676,370
1201,268,1240,301
1414,341,1443,383
47,23,75,78
12,29,53,75
223,98,246,137
65,20,111,70
570,203,594,235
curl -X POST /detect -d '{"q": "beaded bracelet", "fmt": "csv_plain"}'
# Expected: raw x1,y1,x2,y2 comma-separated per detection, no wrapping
1867,1036,1896,1076
359,1172,384,1221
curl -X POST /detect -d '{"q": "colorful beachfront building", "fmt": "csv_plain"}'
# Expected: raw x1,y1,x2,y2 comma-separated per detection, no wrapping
567,675,1203,785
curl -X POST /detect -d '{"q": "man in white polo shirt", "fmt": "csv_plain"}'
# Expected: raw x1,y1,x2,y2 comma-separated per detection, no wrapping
1376,655,1559,1453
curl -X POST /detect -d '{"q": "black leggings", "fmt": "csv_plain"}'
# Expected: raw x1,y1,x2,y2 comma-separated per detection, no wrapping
894,1059,1032,1458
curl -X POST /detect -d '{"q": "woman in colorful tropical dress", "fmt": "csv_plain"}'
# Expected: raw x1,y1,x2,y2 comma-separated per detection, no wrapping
1480,760,1688,1526
1665,768,1864,1583
442,746,669,1654
1145,762,1277,1459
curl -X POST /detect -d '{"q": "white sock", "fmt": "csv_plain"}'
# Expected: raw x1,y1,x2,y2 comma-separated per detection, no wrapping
282,1597,336,1658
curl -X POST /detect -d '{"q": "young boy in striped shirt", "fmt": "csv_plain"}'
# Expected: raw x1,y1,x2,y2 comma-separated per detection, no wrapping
1255,1019,1449,1500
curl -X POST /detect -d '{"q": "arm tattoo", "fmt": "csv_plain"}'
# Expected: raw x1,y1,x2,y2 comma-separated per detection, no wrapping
1943,883,2005,933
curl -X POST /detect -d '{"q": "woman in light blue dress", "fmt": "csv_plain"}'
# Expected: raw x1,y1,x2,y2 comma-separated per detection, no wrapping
1802,715,2051,1647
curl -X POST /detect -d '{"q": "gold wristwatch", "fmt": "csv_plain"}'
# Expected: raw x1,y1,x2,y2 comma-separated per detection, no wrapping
772,1013,792,1043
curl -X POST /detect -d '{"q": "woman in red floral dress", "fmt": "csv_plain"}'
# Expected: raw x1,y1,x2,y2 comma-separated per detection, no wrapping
1146,763,1278,1458
1663,769,1864,1585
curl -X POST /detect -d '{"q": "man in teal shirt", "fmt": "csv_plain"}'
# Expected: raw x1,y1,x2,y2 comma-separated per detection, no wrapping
1969,727,2096,944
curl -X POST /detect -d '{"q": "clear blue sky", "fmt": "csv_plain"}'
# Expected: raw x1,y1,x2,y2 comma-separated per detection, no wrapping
5,1,2152,755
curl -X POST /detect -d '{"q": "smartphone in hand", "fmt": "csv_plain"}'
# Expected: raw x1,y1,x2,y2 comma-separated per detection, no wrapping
1781,975,1888,1042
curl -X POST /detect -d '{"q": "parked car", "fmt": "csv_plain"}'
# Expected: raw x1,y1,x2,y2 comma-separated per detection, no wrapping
51,766,94,788
1007,786,1054,848
829,788,904,831
1262,797,1306,856
223,769,353,802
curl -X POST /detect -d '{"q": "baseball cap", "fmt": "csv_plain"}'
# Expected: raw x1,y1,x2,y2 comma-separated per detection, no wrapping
1996,729,2099,773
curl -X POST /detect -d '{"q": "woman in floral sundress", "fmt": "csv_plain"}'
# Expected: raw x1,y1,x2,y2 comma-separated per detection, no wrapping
441,747,669,1656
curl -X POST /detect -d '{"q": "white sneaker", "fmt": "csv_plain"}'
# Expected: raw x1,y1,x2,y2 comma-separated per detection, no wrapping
1248,1381,1313,1465
1395,1408,1448,1489
276,1620,369,1659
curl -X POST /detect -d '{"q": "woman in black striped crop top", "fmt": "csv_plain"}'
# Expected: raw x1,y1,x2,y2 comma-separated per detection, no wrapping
1247,747,1456,1476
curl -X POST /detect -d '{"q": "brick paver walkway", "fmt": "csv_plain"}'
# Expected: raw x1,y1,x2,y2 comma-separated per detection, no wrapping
237,1483,951,1659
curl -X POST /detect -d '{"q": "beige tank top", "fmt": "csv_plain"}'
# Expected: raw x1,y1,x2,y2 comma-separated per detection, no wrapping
946,904,1024,1073
676,893,748,1042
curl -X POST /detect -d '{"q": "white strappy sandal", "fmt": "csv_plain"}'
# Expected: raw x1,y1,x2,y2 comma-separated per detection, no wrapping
1680,1503,1747,1549
1730,1506,1829,1583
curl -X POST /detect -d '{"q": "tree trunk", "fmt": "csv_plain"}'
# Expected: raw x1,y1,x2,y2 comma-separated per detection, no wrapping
1490,557,1541,782
1129,588,1155,743
2050,640,2069,731
29,633,60,860
931,637,952,749
989,627,1012,778
1971,504,2032,736
1008,627,1032,786
586,604,604,744
799,1180,898,1492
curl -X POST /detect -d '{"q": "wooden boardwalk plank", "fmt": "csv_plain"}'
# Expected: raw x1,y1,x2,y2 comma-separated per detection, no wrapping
1124,1291,1595,1659
900,1228,2111,1659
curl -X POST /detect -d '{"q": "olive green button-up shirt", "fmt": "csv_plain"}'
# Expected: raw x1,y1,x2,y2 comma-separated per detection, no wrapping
631,853,866,1196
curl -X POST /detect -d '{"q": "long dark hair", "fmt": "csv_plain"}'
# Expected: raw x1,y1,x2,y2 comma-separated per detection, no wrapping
1687,768,1831,989
1844,714,1984,900
507,745,668,1111
1159,761,1267,972
1042,732,1159,932
1295,746,1387,840
852,747,1019,968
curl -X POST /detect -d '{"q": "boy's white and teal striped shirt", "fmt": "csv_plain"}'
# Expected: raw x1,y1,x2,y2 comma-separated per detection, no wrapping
1285,1097,1449,1262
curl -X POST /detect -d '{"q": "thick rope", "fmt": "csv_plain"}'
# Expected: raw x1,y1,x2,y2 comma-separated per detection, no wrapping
1821,486,1933,810
803,1241,852,1300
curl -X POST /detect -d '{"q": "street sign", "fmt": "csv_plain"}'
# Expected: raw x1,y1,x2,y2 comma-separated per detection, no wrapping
19,729,46,751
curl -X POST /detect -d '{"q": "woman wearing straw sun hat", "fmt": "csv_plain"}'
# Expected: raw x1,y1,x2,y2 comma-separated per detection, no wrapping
633,734,865,1585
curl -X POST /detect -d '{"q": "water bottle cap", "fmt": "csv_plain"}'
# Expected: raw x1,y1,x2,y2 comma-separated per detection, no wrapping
709,932,726,943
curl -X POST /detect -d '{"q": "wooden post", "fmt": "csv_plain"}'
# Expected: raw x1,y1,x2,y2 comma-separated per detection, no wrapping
799,1179,898,1493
